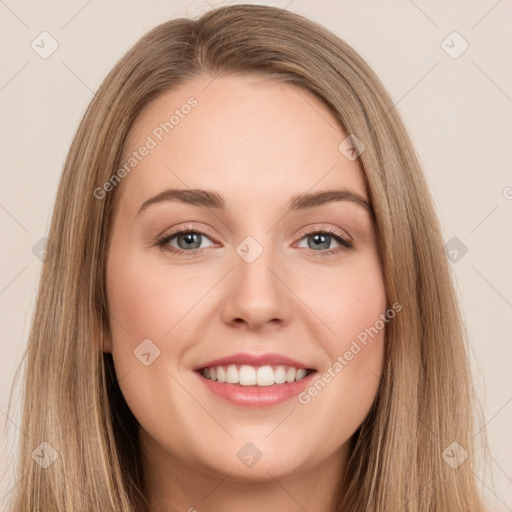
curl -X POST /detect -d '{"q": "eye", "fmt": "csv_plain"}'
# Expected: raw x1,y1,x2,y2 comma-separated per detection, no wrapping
155,224,353,257
296,227,353,256
156,226,217,255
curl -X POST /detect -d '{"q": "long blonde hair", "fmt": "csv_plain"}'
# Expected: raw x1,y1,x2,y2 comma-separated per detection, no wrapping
5,4,485,511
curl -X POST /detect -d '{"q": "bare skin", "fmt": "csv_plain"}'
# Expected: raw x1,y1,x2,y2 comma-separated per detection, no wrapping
104,74,386,512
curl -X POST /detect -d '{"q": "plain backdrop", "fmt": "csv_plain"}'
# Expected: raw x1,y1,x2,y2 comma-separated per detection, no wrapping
1,0,511,510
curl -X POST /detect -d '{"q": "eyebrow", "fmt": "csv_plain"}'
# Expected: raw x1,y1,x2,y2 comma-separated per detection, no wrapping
137,188,372,216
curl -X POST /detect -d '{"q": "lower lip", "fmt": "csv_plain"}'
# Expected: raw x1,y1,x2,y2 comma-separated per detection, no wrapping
195,371,316,408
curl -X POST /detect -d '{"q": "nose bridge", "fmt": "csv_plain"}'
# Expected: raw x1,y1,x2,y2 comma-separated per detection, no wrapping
221,232,290,328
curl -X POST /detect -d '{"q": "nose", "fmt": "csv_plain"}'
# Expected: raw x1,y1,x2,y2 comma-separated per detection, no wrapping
220,240,292,332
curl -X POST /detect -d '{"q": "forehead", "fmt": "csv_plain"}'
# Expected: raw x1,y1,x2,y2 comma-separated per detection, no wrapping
115,74,367,214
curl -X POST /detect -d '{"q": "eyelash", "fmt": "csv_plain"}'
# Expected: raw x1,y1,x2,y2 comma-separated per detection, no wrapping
155,223,353,258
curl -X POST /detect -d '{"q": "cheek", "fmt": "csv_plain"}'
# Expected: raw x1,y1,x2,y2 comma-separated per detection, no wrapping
296,254,387,410
105,250,200,439
303,255,387,353
107,262,169,344
106,247,211,348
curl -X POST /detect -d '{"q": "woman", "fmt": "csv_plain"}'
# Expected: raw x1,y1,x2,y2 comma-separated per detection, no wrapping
6,4,486,511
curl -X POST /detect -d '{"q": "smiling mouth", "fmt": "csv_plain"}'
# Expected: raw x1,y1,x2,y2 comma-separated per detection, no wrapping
197,364,316,387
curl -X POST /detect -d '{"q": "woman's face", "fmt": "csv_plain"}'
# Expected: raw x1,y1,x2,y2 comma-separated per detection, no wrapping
105,74,386,487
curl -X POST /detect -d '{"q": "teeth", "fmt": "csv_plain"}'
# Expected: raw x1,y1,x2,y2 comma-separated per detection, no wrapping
226,364,239,384
296,368,307,380
200,364,311,386
217,366,226,383
239,365,256,385
274,365,287,384
256,365,274,386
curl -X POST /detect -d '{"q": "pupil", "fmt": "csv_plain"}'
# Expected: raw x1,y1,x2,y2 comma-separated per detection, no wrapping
310,233,329,250
179,233,201,249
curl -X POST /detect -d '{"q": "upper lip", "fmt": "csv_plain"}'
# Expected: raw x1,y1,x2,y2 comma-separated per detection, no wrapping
193,352,315,371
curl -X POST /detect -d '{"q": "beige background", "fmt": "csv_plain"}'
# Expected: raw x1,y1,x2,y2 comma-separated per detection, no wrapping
1,0,511,509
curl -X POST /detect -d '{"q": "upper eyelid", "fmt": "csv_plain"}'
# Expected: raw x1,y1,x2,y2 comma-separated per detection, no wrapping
301,224,351,239
162,224,218,242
